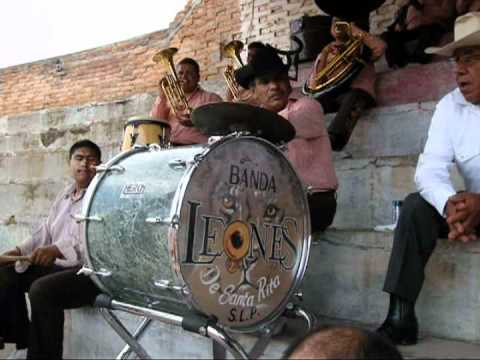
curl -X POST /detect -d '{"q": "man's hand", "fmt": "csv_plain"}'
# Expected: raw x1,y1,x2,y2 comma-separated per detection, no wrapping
446,192,480,242
0,247,22,267
158,78,168,101
1,247,21,257
177,112,193,126
30,245,64,267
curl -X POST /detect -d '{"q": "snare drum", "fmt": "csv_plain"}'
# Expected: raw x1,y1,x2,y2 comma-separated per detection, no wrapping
82,135,310,332
121,116,170,151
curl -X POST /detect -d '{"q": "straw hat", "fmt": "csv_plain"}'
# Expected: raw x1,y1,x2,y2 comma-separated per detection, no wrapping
426,12,480,56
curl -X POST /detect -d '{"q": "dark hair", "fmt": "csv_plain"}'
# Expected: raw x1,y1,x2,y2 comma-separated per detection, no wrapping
69,139,101,162
178,57,200,75
283,326,402,359
248,41,266,50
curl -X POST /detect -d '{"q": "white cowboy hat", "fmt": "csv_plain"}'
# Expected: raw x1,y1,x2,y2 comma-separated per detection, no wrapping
425,12,480,56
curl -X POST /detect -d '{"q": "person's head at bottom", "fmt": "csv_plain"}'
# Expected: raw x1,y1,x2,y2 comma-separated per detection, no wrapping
285,325,403,359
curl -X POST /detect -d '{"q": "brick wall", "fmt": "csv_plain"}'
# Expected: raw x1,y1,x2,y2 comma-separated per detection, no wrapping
0,0,399,117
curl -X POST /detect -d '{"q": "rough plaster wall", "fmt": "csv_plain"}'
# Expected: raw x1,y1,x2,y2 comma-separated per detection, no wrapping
0,93,157,252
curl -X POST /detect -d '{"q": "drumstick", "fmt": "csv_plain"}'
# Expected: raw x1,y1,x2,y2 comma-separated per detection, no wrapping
0,255,31,264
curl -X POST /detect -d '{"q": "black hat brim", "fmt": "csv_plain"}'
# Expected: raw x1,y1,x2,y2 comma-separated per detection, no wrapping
314,0,385,20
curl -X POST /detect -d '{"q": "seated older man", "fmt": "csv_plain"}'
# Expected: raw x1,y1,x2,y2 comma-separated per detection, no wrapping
235,46,338,234
0,140,102,359
377,12,480,345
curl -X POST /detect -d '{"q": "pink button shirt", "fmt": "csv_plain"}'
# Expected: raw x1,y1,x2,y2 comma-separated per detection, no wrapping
279,96,338,192
151,86,222,145
16,184,86,272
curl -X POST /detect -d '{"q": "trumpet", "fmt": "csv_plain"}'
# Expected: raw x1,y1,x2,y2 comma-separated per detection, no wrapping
152,47,191,116
223,40,244,101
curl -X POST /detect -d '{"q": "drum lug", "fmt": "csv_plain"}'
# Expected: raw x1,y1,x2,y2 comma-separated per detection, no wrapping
73,214,104,223
95,164,125,174
148,143,162,151
277,144,288,152
305,185,314,195
170,214,180,229
234,131,251,138
77,265,112,277
193,153,205,164
294,291,303,301
168,159,187,170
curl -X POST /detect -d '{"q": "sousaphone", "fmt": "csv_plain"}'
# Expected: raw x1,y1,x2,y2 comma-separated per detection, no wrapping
304,0,385,100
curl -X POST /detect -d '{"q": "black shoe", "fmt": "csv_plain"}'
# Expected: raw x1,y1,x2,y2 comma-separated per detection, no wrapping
377,317,418,345
376,293,419,345
0,336,4,350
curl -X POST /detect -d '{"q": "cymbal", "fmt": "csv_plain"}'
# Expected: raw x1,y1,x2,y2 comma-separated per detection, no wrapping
191,102,296,144
314,0,385,19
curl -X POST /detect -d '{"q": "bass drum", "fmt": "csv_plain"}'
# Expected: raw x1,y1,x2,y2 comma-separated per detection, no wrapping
82,135,310,332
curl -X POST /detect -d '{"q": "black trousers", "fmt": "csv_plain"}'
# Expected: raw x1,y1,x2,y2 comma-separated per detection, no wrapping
308,190,337,234
323,88,376,151
0,265,100,359
383,192,450,302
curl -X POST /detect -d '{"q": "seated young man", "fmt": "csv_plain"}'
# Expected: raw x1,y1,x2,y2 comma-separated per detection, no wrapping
0,139,102,359
235,46,339,233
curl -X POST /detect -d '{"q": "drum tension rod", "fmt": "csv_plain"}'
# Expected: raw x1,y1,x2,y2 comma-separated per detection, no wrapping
73,214,104,223
154,279,187,294
77,265,112,278
95,164,125,173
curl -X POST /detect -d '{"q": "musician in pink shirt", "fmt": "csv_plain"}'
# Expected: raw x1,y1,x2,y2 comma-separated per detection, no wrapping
235,46,339,233
0,140,102,359
151,57,222,145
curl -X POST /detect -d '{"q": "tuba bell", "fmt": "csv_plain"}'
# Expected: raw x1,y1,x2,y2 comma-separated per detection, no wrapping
303,21,367,100
222,40,245,100
152,47,191,116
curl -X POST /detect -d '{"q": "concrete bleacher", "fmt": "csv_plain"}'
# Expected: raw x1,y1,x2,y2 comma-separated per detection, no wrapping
3,59,480,359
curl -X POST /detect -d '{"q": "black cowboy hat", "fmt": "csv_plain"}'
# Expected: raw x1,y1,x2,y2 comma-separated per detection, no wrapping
314,0,385,21
234,46,289,89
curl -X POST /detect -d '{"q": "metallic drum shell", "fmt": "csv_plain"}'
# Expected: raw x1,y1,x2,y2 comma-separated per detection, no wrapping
82,136,311,332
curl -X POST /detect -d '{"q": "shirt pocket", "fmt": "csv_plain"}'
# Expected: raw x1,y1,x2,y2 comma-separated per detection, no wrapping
455,143,480,164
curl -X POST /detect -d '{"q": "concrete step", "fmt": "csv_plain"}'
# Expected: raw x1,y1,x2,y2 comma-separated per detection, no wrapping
303,230,480,343
332,155,463,231
11,306,475,359
331,101,435,159
292,60,456,107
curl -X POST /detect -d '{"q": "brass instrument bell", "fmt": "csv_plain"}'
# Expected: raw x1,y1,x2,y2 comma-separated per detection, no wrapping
222,40,245,100
304,21,365,98
152,47,191,116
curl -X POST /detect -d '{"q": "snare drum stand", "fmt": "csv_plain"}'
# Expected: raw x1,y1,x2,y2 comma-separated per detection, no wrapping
93,293,315,360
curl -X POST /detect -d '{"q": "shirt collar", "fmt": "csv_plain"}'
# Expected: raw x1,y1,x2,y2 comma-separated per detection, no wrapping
186,85,202,100
452,88,480,108
64,184,87,202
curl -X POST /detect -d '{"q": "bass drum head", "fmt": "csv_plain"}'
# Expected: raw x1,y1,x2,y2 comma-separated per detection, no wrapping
173,136,311,332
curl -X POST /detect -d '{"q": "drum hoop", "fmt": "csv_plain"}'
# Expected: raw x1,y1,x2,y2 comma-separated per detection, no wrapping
169,135,312,332
124,119,170,129
81,146,150,295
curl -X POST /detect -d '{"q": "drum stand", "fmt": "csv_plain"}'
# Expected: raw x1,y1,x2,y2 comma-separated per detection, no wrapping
94,293,315,360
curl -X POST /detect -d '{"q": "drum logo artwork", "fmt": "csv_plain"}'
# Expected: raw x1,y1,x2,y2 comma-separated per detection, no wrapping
179,156,306,328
